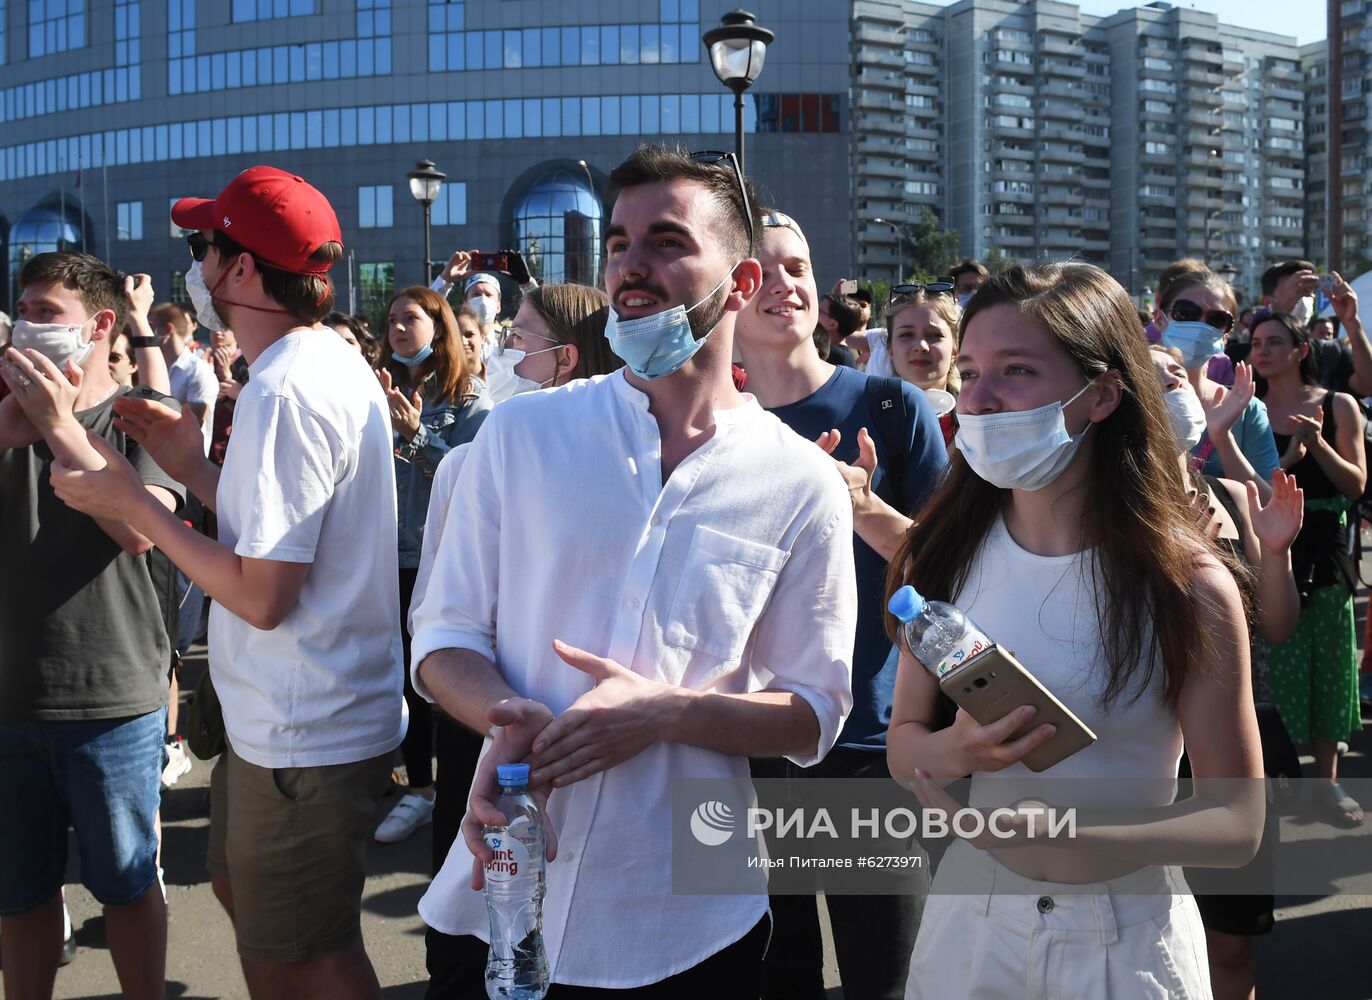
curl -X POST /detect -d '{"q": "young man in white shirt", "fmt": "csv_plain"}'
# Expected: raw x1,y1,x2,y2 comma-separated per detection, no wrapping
48,166,406,1000
147,301,218,448
410,145,858,997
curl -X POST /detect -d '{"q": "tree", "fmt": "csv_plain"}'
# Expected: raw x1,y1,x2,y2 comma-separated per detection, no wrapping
980,247,1016,273
905,207,960,278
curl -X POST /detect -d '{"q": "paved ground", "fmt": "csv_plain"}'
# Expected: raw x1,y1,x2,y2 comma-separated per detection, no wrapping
23,544,1372,999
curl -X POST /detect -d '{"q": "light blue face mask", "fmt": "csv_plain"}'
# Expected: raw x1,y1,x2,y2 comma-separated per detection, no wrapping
604,264,738,381
1161,319,1225,371
391,341,434,367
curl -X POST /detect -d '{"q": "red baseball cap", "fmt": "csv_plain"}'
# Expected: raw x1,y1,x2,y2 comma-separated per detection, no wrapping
171,166,342,275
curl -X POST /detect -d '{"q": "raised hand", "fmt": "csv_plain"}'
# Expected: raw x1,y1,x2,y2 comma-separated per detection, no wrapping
124,273,155,324
1201,362,1254,437
814,426,879,507
1247,470,1304,556
1,347,83,432
440,249,477,286
1327,271,1359,329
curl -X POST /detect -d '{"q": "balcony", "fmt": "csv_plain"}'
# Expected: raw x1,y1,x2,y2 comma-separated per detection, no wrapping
855,21,905,48
854,92,906,114
859,46,906,72
856,135,900,157
1041,58,1086,78
855,179,903,200
1185,88,1223,108
861,70,905,93
1182,42,1223,67
1040,80,1084,100
994,232,1037,250
854,112,904,136
907,79,941,98
1266,83,1304,103
994,143,1036,160
1038,35,1080,57
863,159,908,180
1266,64,1302,84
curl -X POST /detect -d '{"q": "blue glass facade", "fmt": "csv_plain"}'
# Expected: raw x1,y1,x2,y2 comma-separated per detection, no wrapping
0,0,851,316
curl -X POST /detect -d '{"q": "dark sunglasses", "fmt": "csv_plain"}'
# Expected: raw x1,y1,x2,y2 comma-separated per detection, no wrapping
186,231,213,262
689,149,754,253
889,282,954,303
1168,298,1234,333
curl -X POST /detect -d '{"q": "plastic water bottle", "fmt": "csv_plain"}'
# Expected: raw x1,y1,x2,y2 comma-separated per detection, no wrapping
483,763,550,1000
887,585,994,677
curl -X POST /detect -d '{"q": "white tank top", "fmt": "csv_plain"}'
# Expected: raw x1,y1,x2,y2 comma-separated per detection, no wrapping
956,517,1183,810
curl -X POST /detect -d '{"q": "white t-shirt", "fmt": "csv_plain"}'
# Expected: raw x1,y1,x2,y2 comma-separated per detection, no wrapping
167,349,220,454
210,329,406,768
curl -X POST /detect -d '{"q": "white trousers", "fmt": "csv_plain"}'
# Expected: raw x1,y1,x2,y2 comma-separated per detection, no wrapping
906,841,1212,1000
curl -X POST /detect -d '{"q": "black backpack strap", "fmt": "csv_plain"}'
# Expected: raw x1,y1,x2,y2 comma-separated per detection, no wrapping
864,375,908,511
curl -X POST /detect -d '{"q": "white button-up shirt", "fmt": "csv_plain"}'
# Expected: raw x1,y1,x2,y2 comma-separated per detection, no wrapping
410,371,856,989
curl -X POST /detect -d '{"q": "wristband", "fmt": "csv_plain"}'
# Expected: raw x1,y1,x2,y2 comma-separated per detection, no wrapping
129,336,159,349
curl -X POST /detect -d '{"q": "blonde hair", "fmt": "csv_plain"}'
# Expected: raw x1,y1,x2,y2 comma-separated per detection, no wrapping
885,291,963,393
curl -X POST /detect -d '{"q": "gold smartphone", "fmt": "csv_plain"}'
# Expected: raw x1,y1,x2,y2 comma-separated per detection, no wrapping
939,645,1097,772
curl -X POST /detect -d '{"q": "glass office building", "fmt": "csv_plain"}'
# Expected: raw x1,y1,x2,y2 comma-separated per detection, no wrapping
0,0,852,318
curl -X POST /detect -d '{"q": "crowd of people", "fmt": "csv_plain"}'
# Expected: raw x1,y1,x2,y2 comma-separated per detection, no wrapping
0,146,1367,1000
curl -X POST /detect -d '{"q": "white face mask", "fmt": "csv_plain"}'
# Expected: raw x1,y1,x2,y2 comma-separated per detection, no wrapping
469,295,499,327
484,345,559,403
185,260,228,333
1290,295,1314,328
11,319,95,369
1162,386,1207,452
954,381,1095,491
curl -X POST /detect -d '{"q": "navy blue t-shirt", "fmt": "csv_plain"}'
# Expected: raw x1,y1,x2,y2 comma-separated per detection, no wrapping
768,366,948,751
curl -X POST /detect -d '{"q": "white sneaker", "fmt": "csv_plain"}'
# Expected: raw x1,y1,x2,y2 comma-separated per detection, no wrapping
374,792,436,843
161,739,192,790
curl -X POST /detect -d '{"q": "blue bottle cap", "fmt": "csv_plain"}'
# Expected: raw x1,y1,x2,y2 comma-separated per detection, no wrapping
496,763,531,786
887,585,927,623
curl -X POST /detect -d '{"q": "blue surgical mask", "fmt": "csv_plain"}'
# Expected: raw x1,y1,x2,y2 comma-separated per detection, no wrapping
391,342,434,367
1161,319,1225,371
604,264,738,381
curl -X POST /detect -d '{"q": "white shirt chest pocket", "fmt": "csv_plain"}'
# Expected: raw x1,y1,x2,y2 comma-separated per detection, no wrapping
664,525,789,663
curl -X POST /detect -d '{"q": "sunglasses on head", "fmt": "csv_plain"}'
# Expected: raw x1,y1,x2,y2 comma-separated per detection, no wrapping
889,282,954,303
1168,298,1234,333
689,150,754,253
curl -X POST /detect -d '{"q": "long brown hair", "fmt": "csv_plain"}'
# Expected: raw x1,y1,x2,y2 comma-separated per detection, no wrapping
379,286,473,405
885,263,1241,711
522,284,618,379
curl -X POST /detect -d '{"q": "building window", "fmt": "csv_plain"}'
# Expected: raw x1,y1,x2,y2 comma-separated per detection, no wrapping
232,0,315,22
116,201,142,240
509,167,602,285
0,0,8,65
431,182,466,226
358,262,394,330
168,269,189,306
29,0,86,57
358,185,393,228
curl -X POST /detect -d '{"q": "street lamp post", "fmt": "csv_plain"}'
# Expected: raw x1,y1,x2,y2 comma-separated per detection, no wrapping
702,10,774,174
873,217,909,283
406,158,446,283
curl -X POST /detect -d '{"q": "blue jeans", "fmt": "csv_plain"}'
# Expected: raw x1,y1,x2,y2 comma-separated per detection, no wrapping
0,709,166,915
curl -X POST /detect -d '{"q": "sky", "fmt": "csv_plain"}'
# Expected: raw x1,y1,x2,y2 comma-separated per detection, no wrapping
928,1,1325,45
1075,1,1323,43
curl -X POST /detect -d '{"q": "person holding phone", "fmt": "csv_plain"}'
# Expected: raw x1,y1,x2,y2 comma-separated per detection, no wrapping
431,249,539,378
887,263,1263,998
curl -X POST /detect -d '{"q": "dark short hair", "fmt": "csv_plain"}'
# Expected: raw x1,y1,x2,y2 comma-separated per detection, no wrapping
213,230,341,324
1252,311,1320,387
606,144,760,260
1260,259,1314,297
851,287,874,305
19,251,127,330
949,258,989,281
821,293,865,338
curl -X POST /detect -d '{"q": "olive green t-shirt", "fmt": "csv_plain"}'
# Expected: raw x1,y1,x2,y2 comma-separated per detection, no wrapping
0,386,184,721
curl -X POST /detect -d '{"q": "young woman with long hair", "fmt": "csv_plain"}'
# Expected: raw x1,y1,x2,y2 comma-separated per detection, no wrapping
373,286,492,845
887,263,1263,998
1250,311,1367,826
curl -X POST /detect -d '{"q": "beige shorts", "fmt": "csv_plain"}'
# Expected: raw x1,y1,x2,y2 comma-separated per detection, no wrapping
907,840,1212,999
207,741,392,964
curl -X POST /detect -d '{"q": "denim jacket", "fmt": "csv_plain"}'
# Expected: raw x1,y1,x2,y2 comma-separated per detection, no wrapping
395,376,491,568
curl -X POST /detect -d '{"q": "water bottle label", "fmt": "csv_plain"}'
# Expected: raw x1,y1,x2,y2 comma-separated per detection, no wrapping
935,635,992,676
484,818,533,883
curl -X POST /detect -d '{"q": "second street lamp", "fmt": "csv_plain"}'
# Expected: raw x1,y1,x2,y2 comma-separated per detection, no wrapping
873,217,909,283
702,9,774,174
406,158,446,283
